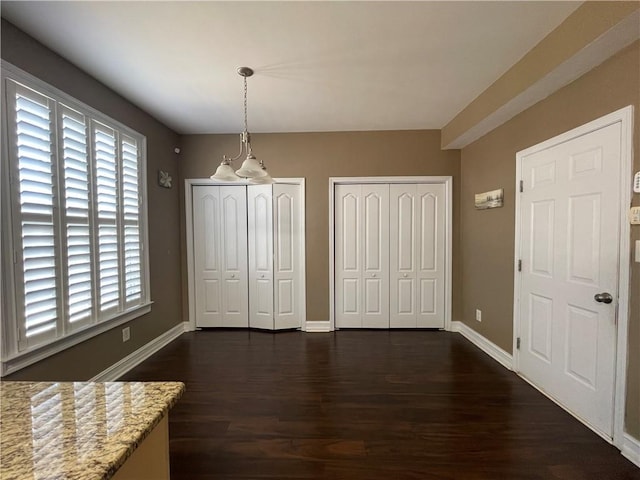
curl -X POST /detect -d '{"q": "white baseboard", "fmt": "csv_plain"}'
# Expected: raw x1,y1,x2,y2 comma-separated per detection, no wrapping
90,322,187,381
622,432,640,468
304,320,331,332
450,321,513,371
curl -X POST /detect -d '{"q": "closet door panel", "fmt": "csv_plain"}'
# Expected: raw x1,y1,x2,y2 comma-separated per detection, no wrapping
193,186,248,327
416,184,445,328
219,186,248,327
335,185,362,327
390,184,417,327
193,187,222,327
248,185,274,329
361,185,389,328
273,184,301,329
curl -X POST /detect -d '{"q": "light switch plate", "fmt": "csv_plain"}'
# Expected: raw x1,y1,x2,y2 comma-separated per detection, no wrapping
636,240,640,263
630,206,640,225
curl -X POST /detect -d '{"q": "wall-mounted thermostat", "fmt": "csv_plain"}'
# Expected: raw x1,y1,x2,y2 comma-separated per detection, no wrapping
630,206,640,225
634,171,640,193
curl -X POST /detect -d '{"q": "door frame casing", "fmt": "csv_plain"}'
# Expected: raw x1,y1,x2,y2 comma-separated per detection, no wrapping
329,176,453,332
512,105,633,449
185,178,306,332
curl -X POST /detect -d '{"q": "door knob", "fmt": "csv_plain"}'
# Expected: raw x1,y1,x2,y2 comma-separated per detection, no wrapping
372,273,377,278
231,274,235,278
594,292,613,304
403,273,408,278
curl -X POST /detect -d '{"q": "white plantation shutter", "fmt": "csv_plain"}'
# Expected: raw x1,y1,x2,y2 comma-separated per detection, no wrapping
93,123,120,313
8,82,61,347
121,135,142,305
2,66,149,361
60,106,93,328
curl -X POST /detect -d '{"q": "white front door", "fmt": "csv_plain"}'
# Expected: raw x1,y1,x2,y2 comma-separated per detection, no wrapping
517,122,621,438
335,184,389,328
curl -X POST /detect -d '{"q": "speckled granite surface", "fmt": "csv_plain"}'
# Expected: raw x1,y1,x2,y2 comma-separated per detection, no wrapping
0,381,184,480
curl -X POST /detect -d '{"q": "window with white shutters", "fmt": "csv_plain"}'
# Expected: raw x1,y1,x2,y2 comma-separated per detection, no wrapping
1,62,150,368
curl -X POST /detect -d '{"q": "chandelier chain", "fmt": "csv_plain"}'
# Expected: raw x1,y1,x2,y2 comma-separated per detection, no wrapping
243,76,248,133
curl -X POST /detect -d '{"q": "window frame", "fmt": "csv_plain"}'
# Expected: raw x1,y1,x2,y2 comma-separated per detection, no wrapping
0,61,152,376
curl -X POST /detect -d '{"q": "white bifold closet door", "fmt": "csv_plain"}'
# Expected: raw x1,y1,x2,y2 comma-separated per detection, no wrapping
247,184,302,330
193,185,248,327
389,183,446,328
335,184,389,328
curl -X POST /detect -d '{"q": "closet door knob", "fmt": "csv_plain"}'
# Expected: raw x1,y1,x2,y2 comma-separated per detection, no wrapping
372,273,377,278
231,274,235,279
403,273,408,278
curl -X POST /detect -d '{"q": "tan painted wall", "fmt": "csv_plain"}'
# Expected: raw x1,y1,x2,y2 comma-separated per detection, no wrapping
442,1,640,148
178,131,461,323
460,41,640,437
2,20,183,380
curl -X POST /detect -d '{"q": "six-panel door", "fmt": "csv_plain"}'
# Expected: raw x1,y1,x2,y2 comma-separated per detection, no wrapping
518,122,620,438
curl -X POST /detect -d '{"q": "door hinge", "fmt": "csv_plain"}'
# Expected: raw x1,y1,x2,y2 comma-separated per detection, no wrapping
519,180,523,193
516,337,521,350
518,259,522,272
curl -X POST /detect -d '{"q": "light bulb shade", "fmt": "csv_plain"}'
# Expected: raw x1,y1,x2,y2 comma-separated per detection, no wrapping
210,162,241,181
249,172,274,184
236,155,268,178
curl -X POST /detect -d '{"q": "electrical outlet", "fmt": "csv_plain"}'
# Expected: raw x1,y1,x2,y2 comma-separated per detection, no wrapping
122,326,130,343
475,309,482,322
630,206,640,225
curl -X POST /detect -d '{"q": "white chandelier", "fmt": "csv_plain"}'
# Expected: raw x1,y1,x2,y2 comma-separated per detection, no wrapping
210,67,273,184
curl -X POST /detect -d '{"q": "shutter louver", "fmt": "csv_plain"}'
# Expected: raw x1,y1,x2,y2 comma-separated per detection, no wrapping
93,124,120,312
13,86,60,340
121,136,142,303
61,107,93,325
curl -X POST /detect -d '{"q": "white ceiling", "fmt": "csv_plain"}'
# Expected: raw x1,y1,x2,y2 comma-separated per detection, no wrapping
1,1,581,135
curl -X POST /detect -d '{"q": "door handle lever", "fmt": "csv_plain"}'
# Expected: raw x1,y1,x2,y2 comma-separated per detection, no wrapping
594,292,613,304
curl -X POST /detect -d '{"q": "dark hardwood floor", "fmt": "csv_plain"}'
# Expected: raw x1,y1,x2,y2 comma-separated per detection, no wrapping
120,330,639,479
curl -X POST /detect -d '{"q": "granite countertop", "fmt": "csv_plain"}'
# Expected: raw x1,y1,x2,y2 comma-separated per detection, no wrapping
0,381,185,480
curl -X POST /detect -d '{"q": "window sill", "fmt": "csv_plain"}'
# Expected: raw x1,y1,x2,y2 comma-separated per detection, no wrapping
1,302,153,377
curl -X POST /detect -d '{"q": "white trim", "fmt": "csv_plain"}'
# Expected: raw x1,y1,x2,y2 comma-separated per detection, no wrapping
329,176,453,332
184,178,306,331
613,106,634,451
329,176,453,185
298,178,307,332
304,320,331,333
621,433,640,468
184,179,197,331
1,303,152,377
90,322,186,381
451,321,513,371
513,105,633,450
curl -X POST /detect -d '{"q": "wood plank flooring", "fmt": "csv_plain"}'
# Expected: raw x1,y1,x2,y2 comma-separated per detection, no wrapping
120,330,639,479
